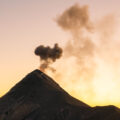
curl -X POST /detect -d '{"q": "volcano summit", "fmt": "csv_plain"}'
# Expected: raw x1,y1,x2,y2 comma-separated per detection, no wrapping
0,70,120,120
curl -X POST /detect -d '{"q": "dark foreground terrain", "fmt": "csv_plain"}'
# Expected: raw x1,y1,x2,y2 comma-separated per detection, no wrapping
0,70,120,120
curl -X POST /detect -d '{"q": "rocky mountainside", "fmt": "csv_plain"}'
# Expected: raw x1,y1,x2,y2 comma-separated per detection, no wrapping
0,69,120,120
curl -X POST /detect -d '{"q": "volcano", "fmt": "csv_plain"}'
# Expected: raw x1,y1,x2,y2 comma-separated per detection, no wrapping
0,70,120,120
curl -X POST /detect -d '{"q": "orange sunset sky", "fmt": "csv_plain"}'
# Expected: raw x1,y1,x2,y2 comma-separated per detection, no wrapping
1,0,120,107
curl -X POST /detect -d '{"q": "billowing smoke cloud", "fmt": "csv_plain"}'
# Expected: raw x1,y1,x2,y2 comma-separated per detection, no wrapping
56,4,96,81
57,4,92,32
35,43,63,71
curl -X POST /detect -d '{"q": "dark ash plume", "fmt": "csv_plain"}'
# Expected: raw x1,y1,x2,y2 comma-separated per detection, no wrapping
35,43,63,71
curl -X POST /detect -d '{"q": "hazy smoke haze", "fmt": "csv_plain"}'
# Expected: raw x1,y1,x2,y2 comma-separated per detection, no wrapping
35,4,120,107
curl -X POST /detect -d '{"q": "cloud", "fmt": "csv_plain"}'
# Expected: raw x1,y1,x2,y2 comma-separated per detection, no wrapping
35,43,63,71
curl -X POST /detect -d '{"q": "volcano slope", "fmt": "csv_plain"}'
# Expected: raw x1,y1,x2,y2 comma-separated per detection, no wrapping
0,70,120,120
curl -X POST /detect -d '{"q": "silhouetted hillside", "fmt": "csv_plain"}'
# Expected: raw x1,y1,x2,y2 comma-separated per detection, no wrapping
0,70,120,120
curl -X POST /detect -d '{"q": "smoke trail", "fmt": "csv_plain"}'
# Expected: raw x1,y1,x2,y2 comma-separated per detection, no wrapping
35,43,63,72
56,4,96,81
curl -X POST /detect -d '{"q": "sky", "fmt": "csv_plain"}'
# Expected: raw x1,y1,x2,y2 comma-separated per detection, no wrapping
1,0,120,107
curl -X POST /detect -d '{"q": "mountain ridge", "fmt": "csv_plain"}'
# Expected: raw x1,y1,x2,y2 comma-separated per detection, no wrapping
0,69,120,120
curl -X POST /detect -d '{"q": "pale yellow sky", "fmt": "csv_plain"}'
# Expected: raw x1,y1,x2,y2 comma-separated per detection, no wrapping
0,0,120,107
